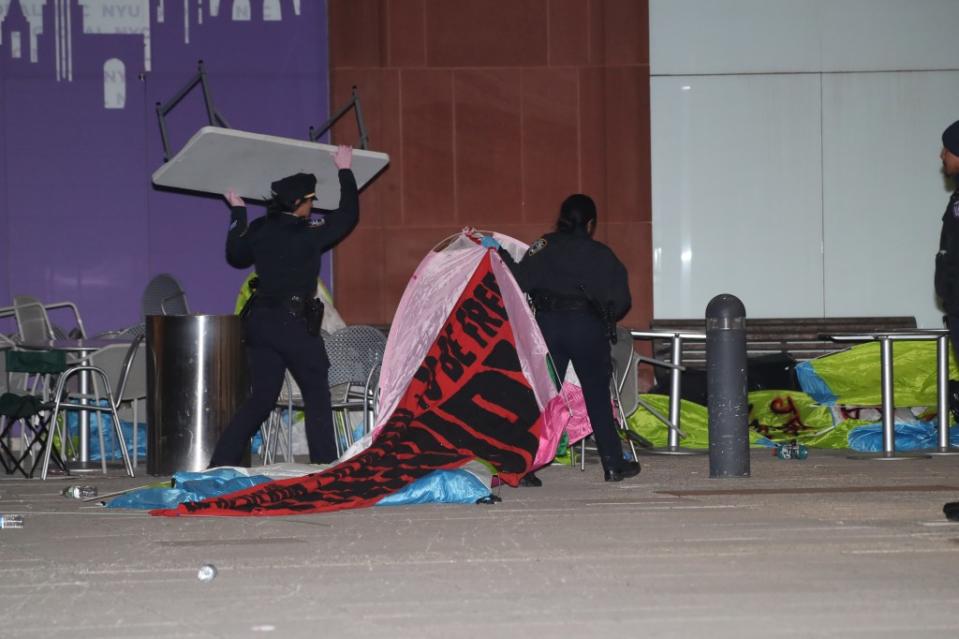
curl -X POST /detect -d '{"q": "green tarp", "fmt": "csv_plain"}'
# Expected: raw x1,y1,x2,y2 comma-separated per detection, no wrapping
805,341,958,407
625,391,869,449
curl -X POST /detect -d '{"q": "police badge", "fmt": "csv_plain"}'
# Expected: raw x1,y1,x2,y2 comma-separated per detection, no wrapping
528,238,547,255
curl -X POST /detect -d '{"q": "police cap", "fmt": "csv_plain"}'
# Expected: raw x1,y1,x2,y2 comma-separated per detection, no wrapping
270,172,317,210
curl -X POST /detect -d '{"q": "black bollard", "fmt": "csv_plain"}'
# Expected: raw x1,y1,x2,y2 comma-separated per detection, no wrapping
706,294,750,478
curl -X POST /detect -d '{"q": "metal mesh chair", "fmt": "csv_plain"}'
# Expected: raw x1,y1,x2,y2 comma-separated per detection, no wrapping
327,325,386,457
262,326,387,462
142,274,190,317
39,355,135,479
10,297,66,399
88,336,147,469
11,296,87,341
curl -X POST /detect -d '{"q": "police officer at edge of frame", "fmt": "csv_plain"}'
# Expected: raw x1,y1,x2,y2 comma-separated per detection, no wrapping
936,122,959,363
486,194,641,482
208,145,358,468
936,122,959,522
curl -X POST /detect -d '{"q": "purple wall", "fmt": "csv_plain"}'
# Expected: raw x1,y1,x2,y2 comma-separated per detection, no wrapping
0,0,329,335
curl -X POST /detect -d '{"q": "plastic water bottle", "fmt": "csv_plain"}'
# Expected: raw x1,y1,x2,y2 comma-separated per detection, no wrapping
62,485,98,499
0,515,24,529
197,564,218,582
774,442,808,460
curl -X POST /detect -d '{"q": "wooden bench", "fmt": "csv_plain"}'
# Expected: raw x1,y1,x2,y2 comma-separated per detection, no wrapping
648,316,918,368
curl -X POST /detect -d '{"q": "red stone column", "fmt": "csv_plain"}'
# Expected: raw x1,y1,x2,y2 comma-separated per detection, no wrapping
329,0,651,330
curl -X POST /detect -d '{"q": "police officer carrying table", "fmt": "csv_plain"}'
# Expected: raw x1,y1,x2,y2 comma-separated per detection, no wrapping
490,194,640,482
208,145,357,468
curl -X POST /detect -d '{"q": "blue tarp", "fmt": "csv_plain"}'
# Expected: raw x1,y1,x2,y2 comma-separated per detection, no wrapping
66,407,146,461
107,467,491,510
847,421,959,452
795,361,838,405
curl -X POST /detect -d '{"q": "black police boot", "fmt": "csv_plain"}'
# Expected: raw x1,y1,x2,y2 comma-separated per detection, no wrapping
604,461,641,482
519,471,543,487
944,501,959,521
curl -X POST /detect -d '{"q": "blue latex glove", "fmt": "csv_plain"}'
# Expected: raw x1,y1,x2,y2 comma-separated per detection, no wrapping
481,236,500,249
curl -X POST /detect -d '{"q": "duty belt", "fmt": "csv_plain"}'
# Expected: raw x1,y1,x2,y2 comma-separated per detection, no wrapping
250,293,324,336
254,293,313,315
531,292,591,312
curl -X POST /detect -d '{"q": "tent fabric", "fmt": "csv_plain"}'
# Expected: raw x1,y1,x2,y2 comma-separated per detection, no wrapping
796,341,959,407
543,382,595,448
747,390,850,448
626,394,775,449
152,252,543,517
110,467,491,510
342,230,570,469
626,391,952,450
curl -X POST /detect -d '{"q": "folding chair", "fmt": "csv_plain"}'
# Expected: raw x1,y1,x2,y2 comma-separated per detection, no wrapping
0,350,70,477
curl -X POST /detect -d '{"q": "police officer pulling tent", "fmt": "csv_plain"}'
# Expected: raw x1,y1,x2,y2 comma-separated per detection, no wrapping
208,145,358,468
489,193,640,482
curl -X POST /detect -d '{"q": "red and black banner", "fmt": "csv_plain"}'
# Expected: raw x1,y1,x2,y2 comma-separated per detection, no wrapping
153,254,542,517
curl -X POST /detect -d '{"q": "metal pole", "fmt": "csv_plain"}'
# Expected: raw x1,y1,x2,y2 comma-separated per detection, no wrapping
706,294,750,478
668,335,683,449
352,87,369,149
197,63,217,127
880,337,895,456
929,335,959,455
848,335,929,461
938,335,949,451
79,367,89,462
645,332,705,456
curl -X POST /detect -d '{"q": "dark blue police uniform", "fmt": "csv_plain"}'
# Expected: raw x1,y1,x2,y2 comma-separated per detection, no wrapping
936,188,959,356
498,227,633,477
208,169,359,467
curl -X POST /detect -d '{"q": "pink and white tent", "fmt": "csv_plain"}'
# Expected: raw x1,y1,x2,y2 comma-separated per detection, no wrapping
345,229,592,470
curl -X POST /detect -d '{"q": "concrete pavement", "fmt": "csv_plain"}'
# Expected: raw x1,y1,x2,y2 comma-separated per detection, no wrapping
1,450,958,638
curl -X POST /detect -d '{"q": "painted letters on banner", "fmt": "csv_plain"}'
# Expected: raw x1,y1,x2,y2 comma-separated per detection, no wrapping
154,254,542,517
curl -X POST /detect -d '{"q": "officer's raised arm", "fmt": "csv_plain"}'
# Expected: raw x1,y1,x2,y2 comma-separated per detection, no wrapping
224,189,254,268
314,145,359,250
496,242,533,291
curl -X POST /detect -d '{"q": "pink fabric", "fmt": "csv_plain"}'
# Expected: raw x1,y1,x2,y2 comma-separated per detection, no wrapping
538,382,594,467
372,233,485,434
345,229,587,469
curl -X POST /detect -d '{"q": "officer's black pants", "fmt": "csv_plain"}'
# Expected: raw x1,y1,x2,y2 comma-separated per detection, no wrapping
209,305,337,467
537,310,625,472
948,314,959,363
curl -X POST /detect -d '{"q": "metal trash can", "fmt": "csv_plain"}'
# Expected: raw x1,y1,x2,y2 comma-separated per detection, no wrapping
146,314,249,475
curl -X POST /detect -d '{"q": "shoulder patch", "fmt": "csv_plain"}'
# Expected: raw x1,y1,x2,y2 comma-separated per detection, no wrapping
952,199,959,218
528,238,547,256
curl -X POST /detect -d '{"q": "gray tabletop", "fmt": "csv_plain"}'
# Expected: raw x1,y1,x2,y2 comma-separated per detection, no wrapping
20,338,131,352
